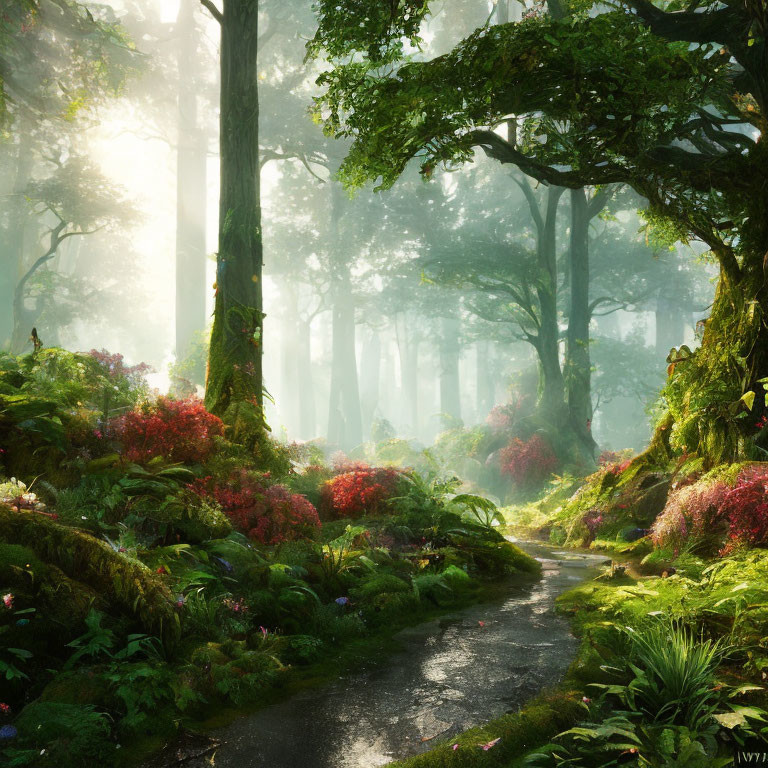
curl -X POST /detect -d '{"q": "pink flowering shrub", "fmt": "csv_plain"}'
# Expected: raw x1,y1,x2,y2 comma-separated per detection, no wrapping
88,349,151,384
190,472,320,545
652,466,768,555
499,434,559,487
652,480,727,553
486,394,533,432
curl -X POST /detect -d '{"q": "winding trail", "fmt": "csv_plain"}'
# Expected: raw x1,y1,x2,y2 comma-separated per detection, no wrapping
190,541,607,768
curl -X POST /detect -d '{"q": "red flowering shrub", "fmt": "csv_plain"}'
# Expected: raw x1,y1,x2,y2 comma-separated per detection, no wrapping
110,396,224,464
191,473,320,545
499,434,558,487
720,467,768,552
321,466,403,519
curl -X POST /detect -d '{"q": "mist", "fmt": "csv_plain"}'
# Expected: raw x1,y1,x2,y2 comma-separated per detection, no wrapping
1,0,714,458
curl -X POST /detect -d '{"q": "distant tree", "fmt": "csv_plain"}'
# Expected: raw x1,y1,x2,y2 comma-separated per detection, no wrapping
0,0,137,350
199,0,264,418
10,156,129,351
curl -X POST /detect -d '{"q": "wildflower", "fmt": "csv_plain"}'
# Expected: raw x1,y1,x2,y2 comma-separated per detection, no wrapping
260,626,269,639
156,565,168,575
478,621,485,627
481,738,501,751
0,703,10,715
335,597,350,606
2,594,13,610
582,696,591,705
452,744,459,751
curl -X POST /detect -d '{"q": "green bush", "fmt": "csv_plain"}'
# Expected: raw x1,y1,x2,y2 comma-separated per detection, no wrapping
4,702,113,768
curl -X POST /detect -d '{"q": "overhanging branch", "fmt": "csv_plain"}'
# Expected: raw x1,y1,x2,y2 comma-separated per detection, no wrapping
199,0,223,25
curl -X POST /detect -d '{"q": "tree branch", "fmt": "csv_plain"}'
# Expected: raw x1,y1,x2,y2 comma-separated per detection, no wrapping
199,0,223,25
467,129,630,188
624,0,746,46
511,174,544,233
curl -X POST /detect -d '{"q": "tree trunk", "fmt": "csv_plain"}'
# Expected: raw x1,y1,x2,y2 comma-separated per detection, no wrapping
175,2,208,362
278,279,299,437
648,202,768,468
395,314,419,434
534,186,566,416
326,183,362,449
439,315,462,424
565,188,597,460
296,315,315,440
359,327,381,439
327,292,362,448
476,339,495,419
205,0,263,417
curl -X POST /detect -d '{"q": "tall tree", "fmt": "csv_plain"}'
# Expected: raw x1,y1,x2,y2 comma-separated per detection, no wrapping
200,0,263,417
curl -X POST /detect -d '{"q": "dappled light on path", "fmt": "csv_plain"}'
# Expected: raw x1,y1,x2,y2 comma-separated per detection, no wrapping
191,543,607,768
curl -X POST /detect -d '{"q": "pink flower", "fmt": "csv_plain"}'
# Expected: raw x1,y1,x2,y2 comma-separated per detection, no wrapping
0,703,11,715
2,594,13,610
481,738,501,751
582,696,591,704
452,744,459,751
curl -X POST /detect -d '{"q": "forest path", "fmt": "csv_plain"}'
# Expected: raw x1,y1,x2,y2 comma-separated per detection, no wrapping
188,542,607,768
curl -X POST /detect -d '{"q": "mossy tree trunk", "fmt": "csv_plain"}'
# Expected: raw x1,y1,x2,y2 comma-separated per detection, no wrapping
666,224,768,466
203,0,263,417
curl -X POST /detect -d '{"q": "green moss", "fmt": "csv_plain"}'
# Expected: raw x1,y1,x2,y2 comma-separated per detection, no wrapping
0,508,180,643
385,692,583,768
